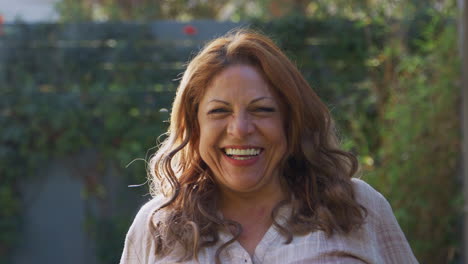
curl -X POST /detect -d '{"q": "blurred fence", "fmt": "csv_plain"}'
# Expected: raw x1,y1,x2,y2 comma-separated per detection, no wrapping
0,21,245,96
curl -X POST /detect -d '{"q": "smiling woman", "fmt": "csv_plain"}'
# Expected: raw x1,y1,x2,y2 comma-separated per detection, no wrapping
120,30,418,264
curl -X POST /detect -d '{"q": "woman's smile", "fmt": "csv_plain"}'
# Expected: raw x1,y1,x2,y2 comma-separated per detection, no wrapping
222,146,263,165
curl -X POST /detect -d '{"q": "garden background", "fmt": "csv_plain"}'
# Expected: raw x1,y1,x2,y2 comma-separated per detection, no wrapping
0,0,464,263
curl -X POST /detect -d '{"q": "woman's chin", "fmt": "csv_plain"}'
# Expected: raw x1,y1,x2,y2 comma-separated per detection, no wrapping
223,176,266,194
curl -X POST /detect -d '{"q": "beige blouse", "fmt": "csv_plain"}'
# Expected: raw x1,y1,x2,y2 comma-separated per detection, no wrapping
120,178,418,264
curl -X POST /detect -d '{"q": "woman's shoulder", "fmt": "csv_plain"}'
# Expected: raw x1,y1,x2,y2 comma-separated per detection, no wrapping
349,178,419,263
120,196,169,264
351,178,387,211
124,196,169,242
137,195,168,218
350,178,410,247
350,177,398,226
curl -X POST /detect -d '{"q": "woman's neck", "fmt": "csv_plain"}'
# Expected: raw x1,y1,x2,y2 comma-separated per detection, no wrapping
218,185,287,257
219,184,287,225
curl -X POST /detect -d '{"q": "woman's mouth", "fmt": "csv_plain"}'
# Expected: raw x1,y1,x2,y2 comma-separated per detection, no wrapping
222,147,263,163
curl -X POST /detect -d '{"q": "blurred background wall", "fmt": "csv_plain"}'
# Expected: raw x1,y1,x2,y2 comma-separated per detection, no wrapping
0,0,60,22
0,0,464,263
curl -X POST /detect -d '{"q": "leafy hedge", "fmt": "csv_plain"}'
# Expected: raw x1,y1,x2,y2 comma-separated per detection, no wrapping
0,22,176,264
0,11,461,264
370,20,461,263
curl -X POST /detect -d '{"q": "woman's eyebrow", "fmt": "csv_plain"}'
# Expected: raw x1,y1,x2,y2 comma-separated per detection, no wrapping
208,99,229,105
250,96,275,104
207,97,274,105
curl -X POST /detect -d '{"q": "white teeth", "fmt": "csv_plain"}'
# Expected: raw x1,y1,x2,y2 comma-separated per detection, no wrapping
224,148,261,156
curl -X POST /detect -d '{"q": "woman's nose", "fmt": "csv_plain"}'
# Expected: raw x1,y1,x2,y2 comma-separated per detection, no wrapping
227,113,254,138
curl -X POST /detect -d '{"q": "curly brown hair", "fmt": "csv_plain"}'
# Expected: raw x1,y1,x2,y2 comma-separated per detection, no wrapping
147,29,366,263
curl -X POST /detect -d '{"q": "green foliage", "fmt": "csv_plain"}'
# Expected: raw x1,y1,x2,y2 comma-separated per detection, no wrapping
0,186,19,263
55,0,94,21
86,215,132,264
53,0,456,22
55,0,226,21
0,23,176,263
367,18,461,263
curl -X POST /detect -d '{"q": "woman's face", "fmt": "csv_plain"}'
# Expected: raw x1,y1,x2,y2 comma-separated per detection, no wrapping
197,65,287,195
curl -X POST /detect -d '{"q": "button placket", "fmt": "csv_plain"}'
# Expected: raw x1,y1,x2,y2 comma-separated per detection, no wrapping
241,250,252,264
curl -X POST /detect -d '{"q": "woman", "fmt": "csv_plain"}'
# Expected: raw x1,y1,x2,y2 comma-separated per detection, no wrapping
120,30,418,264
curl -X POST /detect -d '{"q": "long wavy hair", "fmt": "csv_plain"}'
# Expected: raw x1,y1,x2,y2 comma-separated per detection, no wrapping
147,29,366,263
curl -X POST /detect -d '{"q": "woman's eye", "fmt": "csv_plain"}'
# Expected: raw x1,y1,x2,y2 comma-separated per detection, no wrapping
253,107,276,112
208,108,229,114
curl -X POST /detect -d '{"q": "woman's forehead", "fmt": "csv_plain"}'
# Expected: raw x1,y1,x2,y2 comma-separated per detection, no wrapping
201,65,277,101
